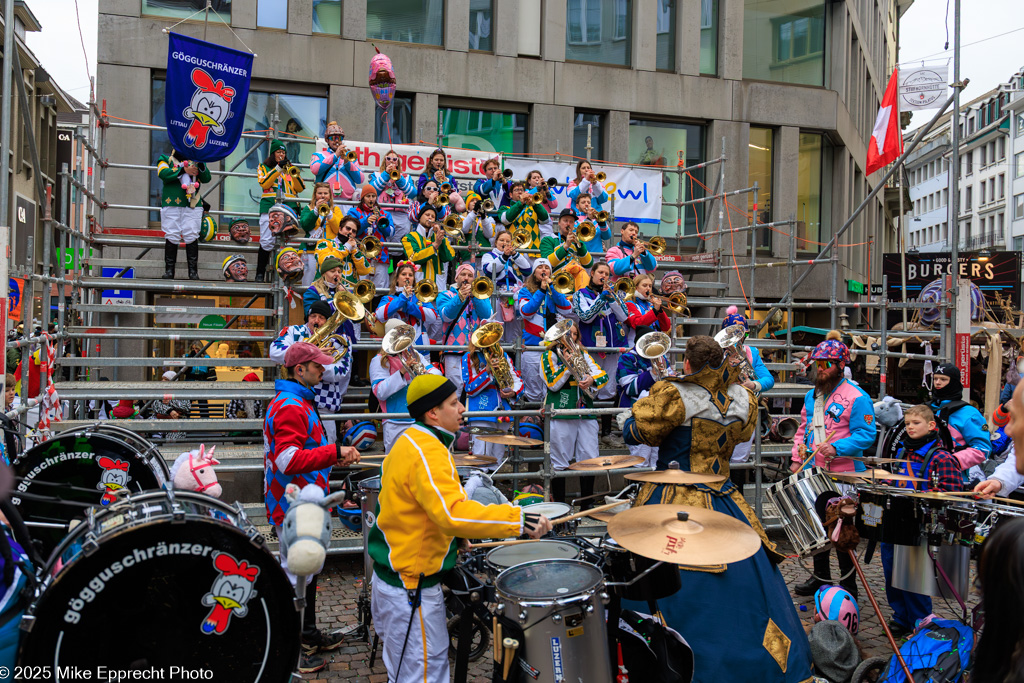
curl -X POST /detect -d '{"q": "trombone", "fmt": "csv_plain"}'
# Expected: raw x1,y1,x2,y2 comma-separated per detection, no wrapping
361,236,382,259
595,210,610,223
415,279,438,303
552,270,575,295
510,228,533,249
576,221,597,243
354,279,376,304
612,278,635,300
663,293,689,316
443,213,464,236
638,235,667,255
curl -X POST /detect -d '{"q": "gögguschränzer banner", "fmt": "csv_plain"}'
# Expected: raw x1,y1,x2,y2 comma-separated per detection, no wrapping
165,33,254,162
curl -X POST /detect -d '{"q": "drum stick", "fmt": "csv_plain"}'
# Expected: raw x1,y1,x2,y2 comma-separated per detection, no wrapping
472,538,546,549
557,500,629,524
493,617,501,664
502,638,518,680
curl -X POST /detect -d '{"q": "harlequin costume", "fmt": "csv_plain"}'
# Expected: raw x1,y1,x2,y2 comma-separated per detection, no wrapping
309,124,363,199
621,358,813,683
463,347,523,465
498,199,548,250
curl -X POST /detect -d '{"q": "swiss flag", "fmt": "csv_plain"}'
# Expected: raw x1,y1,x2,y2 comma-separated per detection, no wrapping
866,68,903,175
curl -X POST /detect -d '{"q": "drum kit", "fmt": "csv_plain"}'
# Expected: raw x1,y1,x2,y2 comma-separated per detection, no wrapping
5,424,302,679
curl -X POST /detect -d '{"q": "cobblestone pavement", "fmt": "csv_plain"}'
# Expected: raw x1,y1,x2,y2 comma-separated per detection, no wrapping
302,532,980,682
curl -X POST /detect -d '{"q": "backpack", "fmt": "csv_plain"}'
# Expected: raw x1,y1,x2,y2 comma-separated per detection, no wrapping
880,618,972,683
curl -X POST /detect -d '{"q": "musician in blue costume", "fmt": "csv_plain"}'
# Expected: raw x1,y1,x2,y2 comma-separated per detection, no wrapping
620,334,812,683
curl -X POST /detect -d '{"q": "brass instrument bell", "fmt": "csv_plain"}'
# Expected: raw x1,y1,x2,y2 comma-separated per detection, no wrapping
471,276,494,300
511,228,533,249
553,270,575,295
595,210,611,223
344,150,358,163
443,214,463,234
317,204,331,217
595,171,607,182
434,193,450,207
479,198,495,213
613,278,635,298
663,293,689,316
440,183,453,194
576,221,597,243
361,236,382,259
415,279,438,303
388,168,401,181
354,279,376,303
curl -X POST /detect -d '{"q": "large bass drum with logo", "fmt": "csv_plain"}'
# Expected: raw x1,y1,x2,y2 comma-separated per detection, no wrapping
9,424,170,557
877,418,954,461
18,490,300,680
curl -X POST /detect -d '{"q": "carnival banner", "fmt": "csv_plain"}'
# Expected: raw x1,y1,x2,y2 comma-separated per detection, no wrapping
165,32,253,162
882,251,1021,307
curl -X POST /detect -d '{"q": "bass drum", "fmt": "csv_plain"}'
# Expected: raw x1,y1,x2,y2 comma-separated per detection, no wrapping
10,424,170,558
877,418,954,461
19,490,300,681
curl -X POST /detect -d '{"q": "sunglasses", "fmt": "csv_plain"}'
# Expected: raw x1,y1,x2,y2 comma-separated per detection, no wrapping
386,156,400,163
327,134,344,141
815,360,836,370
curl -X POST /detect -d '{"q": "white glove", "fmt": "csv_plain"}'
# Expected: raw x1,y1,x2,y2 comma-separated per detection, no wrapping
616,409,633,432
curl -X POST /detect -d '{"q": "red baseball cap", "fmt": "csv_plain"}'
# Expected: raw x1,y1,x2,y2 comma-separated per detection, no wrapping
283,341,334,368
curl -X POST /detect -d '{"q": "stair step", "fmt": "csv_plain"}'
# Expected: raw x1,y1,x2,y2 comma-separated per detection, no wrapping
79,277,278,295
57,357,277,368
67,326,279,341
54,381,372,400
74,303,277,317
91,235,261,254
85,258,245,272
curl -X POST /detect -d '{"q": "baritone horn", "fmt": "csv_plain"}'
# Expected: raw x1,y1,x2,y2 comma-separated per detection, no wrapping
415,279,438,303
511,228,533,249
354,279,376,303
381,323,427,377
576,221,597,243
553,270,575,295
595,210,611,223
471,276,494,300
361,236,381,260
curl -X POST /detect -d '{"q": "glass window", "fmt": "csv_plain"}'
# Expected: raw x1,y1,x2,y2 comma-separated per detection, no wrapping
438,107,526,153
313,0,341,34
966,152,973,175
629,118,705,240
375,95,414,145
980,145,986,167
149,78,173,223
566,0,632,67
257,0,287,29
748,127,773,248
701,0,718,75
220,90,327,216
469,0,493,51
656,0,676,72
797,133,831,249
573,113,603,161
1016,113,1024,138
743,0,825,86
367,0,445,46
1017,151,1024,178
143,0,231,19
965,186,972,210
1015,193,1024,221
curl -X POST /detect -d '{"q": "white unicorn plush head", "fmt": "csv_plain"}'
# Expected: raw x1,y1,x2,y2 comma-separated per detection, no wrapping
170,444,222,498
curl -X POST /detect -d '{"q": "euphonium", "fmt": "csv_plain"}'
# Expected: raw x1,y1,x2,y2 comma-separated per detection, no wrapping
415,279,438,303
636,331,675,379
361,236,382,259
595,171,607,182
542,319,598,399
714,323,758,394
354,279,376,303
663,293,689,316
511,228,533,249
471,322,515,395
595,210,610,223
552,270,575,295
576,221,597,242
471,276,494,300
304,290,364,362
381,323,426,377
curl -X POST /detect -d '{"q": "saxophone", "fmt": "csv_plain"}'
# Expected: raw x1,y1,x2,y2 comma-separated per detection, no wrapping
471,322,516,394
542,319,598,399
304,290,364,362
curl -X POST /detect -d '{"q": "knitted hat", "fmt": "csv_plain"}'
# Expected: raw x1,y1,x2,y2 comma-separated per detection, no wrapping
111,399,137,419
360,184,377,200
418,204,438,222
307,300,333,321
455,263,476,280
319,256,343,274
270,140,286,156
464,191,481,206
808,621,861,683
407,374,458,420
722,305,748,330
325,121,344,138
243,372,260,382
533,257,550,272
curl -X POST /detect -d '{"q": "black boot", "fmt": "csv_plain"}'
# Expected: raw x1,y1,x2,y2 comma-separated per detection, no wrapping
579,475,595,510
254,247,271,282
838,551,859,599
551,477,566,504
161,240,178,279
794,550,831,596
185,240,200,280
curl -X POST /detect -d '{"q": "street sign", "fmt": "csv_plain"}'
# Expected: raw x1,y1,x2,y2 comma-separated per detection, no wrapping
870,284,883,295
101,267,134,306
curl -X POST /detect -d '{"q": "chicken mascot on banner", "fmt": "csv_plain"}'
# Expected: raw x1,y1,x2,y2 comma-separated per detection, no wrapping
369,46,397,142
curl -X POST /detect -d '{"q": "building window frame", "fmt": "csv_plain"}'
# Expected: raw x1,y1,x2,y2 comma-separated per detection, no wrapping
567,0,602,46
613,0,629,41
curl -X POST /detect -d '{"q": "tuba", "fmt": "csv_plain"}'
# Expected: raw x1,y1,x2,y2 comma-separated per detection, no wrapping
714,323,758,394
471,322,516,396
304,290,364,362
636,331,675,379
381,323,427,377
543,319,598,399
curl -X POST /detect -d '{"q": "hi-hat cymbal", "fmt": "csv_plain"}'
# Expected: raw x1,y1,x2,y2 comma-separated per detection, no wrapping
569,455,644,471
607,504,761,565
476,435,544,447
625,470,727,485
452,454,498,467
462,425,505,436
831,469,926,483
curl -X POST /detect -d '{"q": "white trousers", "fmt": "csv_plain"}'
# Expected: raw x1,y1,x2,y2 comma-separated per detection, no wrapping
443,354,464,396
302,253,317,287
521,351,545,404
258,213,277,251
391,213,412,243
160,206,202,243
629,443,660,468
371,575,449,683
369,262,390,290
550,419,599,470
383,420,412,454
731,433,755,463
594,351,620,400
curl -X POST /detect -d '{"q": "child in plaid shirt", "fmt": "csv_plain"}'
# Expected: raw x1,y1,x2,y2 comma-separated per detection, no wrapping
881,403,962,637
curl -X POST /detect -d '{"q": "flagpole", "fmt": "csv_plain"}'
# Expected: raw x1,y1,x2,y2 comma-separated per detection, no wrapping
203,0,211,42
946,0,961,362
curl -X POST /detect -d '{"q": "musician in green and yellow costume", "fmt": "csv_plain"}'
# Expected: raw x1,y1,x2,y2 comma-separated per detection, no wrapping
620,334,812,683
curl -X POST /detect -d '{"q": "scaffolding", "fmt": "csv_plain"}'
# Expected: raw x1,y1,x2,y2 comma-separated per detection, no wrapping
9,93,962,554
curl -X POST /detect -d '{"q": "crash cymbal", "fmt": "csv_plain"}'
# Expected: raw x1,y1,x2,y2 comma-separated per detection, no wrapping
607,504,761,565
830,469,926,483
452,454,498,467
849,456,910,466
586,499,632,522
462,425,505,436
477,435,544,447
625,470,727,485
569,455,645,471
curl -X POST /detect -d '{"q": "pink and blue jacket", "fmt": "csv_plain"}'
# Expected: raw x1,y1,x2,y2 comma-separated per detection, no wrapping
791,378,877,472
928,398,991,470
310,149,363,199
516,286,571,345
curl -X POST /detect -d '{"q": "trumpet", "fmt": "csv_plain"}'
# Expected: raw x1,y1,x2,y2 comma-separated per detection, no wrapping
388,168,400,181
552,270,575,295
381,323,427,377
595,210,610,223
443,213,463,235
344,149,358,163
576,221,597,243
511,228,533,249
595,171,607,182
440,183,453,194
434,193,450,207
663,292,689,316
361,236,381,259
546,177,559,188
287,165,306,192
471,275,494,300
415,279,438,303
354,279,376,304
317,204,332,217
478,198,495,213
522,193,537,207
502,168,514,179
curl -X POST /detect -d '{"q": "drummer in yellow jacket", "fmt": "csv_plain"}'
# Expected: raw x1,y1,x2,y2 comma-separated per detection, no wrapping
367,374,552,683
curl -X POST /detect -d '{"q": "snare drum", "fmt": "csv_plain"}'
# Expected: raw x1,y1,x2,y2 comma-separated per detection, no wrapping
485,540,580,577
11,425,170,557
495,559,611,683
521,501,572,521
18,490,300,678
601,536,681,602
855,487,923,546
765,468,839,556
